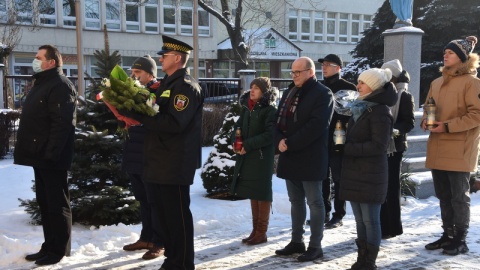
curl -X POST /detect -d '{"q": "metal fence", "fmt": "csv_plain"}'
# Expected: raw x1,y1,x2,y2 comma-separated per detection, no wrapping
1,75,292,155
4,75,292,107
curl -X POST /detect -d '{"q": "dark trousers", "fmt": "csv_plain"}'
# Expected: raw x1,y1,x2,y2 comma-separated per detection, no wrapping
380,151,403,237
431,169,470,232
322,154,346,219
128,173,163,247
151,183,194,270
33,167,71,257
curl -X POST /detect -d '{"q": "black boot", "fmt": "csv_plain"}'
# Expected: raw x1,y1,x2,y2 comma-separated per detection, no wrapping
425,227,453,250
361,244,379,270
349,239,367,270
443,229,469,255
275,242,306,255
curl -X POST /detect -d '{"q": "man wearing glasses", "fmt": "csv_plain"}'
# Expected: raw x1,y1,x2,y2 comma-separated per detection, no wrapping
318,54,357,230
119,35,202,270
274,56,334,262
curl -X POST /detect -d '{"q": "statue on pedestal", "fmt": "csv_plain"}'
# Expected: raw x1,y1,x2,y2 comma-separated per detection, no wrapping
390,0,414,29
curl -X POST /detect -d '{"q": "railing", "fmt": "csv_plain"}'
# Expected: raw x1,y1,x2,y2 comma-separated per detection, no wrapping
4,75,292,107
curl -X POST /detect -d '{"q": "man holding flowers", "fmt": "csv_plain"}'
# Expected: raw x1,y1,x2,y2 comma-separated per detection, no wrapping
121,55,165,260
119,35,202,270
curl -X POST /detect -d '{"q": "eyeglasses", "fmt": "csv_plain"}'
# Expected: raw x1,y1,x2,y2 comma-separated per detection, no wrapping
289,69,310,76
321,63,338,67
159,53,177,59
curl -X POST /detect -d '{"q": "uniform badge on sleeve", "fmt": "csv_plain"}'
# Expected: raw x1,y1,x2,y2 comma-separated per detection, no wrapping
174,94,189,111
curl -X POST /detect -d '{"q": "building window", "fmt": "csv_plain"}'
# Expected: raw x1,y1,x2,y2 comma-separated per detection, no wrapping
85,0,100,29
253,61,270,77
300,10,310,41
198,8,209,36
163,0,176,33
313,11,323,42
125,0,140,32
38,0,56,25
145,0,158,33
180,0,193,35
63,0,76,27
105,0,120,30
213,61,231,78
350,14,360,43
14,0,33,24
363,15,372,31
326,12,336,42
288,9,297,40
339,13,348,43
0,0,6,23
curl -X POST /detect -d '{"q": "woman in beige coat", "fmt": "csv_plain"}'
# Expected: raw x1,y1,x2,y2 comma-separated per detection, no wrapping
422,36,480,256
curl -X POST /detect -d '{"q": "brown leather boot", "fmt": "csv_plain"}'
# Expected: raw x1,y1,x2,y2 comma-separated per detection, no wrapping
142,246,165,260
123,240,153,251
246,201,271,245
242,200,259,243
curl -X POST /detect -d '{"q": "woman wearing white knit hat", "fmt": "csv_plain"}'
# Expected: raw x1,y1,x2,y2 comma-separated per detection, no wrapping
339,67,398,270
379,60,415,240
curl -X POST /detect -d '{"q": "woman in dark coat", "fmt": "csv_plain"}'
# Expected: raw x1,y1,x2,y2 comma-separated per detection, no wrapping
230,77,277,245
339,68,398,270
380,59,415,239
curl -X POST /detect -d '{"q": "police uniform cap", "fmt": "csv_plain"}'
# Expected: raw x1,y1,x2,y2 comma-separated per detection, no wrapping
157,35,193,55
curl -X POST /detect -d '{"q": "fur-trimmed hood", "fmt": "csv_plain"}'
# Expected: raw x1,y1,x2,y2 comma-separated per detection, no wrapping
239,87,278,108
440,53,479,85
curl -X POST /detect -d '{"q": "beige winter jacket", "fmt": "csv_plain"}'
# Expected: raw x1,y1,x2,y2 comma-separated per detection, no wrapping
423,54,480,172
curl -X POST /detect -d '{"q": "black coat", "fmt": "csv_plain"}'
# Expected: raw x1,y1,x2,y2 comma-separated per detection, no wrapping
121,80,160,175
391,88,415,153
122,68,203,186
230,89,277,201
339,82,398,204
321,73,357,154
274,77,334,181
14,68,77,170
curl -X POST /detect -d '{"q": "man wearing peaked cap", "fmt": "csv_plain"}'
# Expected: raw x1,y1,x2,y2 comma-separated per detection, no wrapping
119,34,201,270
157,35,193,55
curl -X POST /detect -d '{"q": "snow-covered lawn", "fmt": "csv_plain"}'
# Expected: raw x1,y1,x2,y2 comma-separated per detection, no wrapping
1,147,479,269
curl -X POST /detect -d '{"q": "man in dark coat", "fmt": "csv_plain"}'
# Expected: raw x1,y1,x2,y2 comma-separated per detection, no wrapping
119,35,202,270
121,55,164,260
274,57,334,262
14,45,77,266
318,54,357,229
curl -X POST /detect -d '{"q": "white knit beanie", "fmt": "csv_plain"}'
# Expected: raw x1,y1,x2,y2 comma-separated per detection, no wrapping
381,59,402,78
358,68,392,91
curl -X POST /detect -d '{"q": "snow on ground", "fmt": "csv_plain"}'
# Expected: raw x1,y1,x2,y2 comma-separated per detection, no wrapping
1,147,480,270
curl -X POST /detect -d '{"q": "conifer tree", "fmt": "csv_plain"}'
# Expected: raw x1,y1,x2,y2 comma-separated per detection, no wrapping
201,102,242,196
19,26,140,226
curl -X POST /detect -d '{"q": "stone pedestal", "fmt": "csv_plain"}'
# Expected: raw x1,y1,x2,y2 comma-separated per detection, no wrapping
383,27,424,108
238,69,256,97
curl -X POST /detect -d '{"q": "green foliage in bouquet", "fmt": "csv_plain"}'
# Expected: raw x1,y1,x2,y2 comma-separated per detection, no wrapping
101,65,158,116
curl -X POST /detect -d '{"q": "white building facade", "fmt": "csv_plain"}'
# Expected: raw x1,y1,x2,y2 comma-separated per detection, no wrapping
1,0,383,93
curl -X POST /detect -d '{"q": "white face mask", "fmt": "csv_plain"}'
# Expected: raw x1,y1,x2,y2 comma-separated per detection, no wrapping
32,59,44,73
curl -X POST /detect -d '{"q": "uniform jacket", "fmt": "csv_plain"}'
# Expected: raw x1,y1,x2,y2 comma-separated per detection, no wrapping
274,77,334,181
321,73,357,155
423,54,480,172
391,85,415,153
14,67,77,170
339,82,398,204
122,68,203,185
121,80,160,175
230,89,277,201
